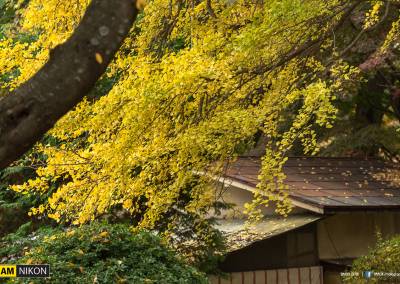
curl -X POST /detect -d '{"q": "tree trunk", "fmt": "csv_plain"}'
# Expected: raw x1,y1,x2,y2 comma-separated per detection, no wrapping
0,0,138,170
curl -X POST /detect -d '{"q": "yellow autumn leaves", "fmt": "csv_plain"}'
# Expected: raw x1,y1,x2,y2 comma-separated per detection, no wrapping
1,0,390,227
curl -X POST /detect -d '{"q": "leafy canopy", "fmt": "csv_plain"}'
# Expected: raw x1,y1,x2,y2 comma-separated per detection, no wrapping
0,0,399,231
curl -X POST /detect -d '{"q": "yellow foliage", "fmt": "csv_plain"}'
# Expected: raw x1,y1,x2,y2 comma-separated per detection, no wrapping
0,0,384,226
364,1,384,30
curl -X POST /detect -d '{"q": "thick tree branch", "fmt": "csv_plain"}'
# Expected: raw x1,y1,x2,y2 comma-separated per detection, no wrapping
0,0,138,170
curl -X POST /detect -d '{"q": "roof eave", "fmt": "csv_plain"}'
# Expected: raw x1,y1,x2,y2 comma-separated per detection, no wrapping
217,176,325,214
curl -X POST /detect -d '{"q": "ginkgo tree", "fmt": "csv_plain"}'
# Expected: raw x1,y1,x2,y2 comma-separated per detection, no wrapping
1,0,399,260
0,0,138,169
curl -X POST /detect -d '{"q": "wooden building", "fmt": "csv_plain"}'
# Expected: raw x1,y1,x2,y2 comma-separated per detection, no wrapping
208,157,400,284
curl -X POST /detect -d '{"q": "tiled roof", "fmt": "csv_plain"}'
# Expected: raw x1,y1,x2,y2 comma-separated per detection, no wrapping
224,157,400,213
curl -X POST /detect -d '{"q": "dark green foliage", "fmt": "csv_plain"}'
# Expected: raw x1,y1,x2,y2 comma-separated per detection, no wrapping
0,0,30,34
0,165,37,237
344,234,400,283
321,124,400,160
0,222,54,258
0,136,61,237
0,0,16,27
0,222,208,284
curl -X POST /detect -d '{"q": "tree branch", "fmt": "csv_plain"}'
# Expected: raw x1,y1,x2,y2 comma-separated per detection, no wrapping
0,0,138,170
339,0,390,57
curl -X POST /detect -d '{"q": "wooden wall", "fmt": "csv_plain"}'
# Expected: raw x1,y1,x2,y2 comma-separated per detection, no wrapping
208,266,323,284
318,211,400,260
220,223,318,272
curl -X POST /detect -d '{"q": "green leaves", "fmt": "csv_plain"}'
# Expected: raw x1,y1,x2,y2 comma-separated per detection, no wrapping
345,234,400,283
0,222,208,284
3,0,397,259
